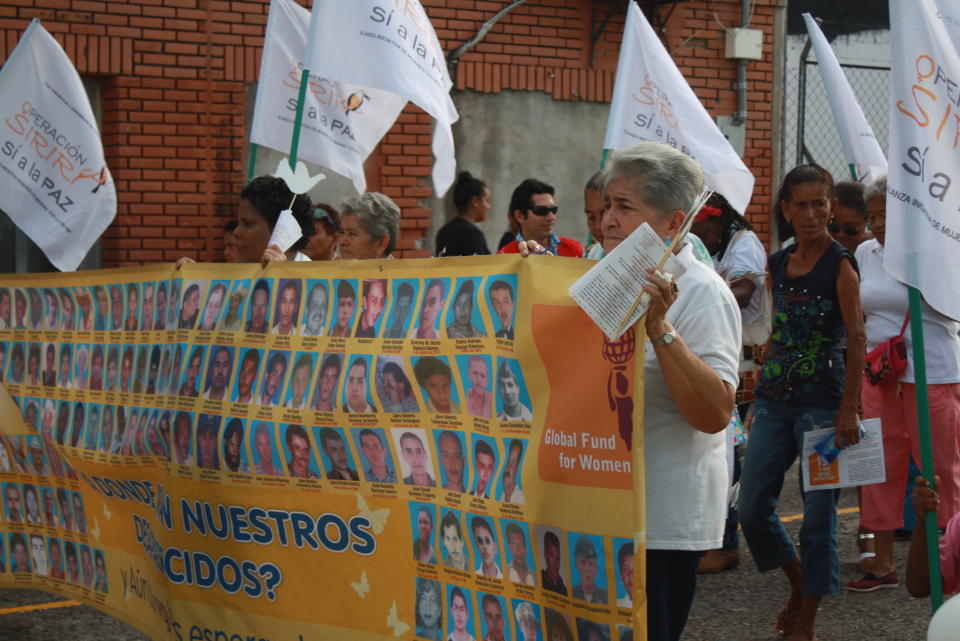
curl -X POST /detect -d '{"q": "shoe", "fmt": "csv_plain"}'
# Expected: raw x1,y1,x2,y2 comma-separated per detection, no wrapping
697,548,740,574
845,571,900,592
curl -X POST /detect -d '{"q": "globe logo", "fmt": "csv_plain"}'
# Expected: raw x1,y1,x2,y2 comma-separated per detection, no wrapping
602,326,636,365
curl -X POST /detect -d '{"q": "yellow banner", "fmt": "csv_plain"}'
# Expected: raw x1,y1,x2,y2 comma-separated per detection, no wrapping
0,256,644,641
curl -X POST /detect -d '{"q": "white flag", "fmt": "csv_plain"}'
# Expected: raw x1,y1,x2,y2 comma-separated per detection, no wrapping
250,0,405,194
887,0,960,320
803,13,887,182
603,2,754,214
303,0,458,196
0,20,116,271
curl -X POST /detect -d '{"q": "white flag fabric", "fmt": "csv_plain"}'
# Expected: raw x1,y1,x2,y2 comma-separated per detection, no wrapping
603,2,754,214
250,0,405,194
887,0,960,320
0,20,116,271
303,0,458,196
803,13,887,182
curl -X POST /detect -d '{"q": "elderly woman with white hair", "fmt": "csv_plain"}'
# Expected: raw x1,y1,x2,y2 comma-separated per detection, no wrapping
597,142,741,641
339,192,401,259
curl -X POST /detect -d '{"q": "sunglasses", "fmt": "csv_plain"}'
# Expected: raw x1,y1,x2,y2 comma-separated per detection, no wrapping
314,209,342,233
529,205,559,217
828,223,861,237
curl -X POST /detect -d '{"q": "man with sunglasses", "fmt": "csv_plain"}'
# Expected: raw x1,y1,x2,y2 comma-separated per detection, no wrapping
498,179,584,257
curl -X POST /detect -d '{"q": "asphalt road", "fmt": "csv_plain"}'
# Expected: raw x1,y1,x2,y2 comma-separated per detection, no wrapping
0,463,939,641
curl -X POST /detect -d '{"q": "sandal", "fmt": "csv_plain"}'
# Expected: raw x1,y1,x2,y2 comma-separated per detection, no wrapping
857,528,877,573
774,603,801,638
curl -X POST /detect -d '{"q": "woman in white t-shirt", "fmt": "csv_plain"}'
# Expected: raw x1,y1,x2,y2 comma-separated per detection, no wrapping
848,175,960,593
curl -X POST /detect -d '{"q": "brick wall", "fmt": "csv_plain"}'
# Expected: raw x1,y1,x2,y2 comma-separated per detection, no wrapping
0,0,779,265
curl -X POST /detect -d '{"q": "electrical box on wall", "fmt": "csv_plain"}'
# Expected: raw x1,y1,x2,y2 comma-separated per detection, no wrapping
725,28,763,60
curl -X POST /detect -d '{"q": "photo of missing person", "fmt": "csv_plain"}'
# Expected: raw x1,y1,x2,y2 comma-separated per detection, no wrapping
577,619,611,641
222,418,249,473
536,526,568,596
58,288,76,331
495,358,533,422
259,350,289,407
28,288,43,330
178,345,207,398
153,282,167,331
470,436,497,500
99,406,115,454
73,287,93,331
383,279,418,339
413,356,461,414
391,428,436,488
456,354,492,419
502,520,536,587
409,502,437,564
545,610,574,641
439,508,470,571
470,514,502,579
195,414,221,470
123,283,140,331
434,429,467,493
202,346,234,402
131,345,148,393
375,356,419,413
446,278,487,339
285,352,316,410
342,355,377,413
232,348,262,405
198,280,228,331
282,424,318,479
316,427,358,481
415,577,443,641
512,600,542,641
311,353,342,412
497,438,527,505
272,278,302,336
9,533,30,572
354,278,387,337
107,284,123,331
94,549,108,593
166,279,182,330
479,593,509,641
178,280,205,330
300,280,329,337
487,276,517,340
140,282,156,331
246,278,272,334
144,345,162,395
328,279,357,337
569,533,607,605
73,344,90,390
217,279,250,332
0,287,10,330
413,278,448,340
6,342,24,384
56,343,73,389
612,538,634,608
250,421,282,476
353,428,396,484
446,585,477,641
41,342,57,387
4,482,23,523
80,545,93,588
171,411,195,466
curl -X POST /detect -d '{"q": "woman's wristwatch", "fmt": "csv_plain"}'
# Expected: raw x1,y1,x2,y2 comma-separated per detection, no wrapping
650,327,678,346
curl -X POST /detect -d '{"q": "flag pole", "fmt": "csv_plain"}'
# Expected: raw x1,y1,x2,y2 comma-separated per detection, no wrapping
288,68,310,171
247,143,259,181
908,286,945,612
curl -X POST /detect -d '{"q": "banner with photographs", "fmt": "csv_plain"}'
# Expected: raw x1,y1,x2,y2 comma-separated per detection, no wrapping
0,256,644,641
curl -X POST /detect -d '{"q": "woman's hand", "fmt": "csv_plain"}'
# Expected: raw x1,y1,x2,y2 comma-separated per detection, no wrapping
175,256,196,270
833,405,861,449
643,268,679,340
260,244,286,268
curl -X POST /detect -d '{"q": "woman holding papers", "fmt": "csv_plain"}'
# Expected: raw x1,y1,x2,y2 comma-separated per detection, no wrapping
739,164,865,641
849,175,960,593
596,142,741,641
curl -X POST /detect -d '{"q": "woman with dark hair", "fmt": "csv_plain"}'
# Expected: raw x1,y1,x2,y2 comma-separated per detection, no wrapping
435,171,491,257
303,204,341,261
379,360,419,413
739,164,865,641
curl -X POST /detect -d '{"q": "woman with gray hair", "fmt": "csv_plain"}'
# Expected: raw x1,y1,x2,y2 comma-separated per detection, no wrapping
600,141,741,641
339,192,400,259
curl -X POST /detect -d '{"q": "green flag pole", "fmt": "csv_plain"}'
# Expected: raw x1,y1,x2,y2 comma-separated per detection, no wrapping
247,143,259,181
908,286,945,611
288,68,310,171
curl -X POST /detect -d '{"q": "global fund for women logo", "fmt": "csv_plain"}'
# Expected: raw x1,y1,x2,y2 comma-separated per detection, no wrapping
601,327,636,450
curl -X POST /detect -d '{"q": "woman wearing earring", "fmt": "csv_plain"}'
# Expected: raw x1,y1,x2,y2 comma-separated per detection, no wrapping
435,171,491,257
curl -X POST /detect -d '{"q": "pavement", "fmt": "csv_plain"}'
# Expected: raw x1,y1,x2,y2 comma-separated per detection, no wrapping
0,463,938,640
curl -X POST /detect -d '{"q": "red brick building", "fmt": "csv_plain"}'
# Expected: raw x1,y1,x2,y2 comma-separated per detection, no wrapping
0,0,784,266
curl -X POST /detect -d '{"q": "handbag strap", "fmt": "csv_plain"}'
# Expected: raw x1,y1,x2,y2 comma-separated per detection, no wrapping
897,311,911,338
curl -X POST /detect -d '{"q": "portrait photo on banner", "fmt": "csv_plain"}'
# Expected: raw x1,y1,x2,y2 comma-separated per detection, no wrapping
486,274,518,341
329,278,358,338
383,278,418,339
413,278,448,340
434,428,468,494
312,352,343,412
446,277,487,339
